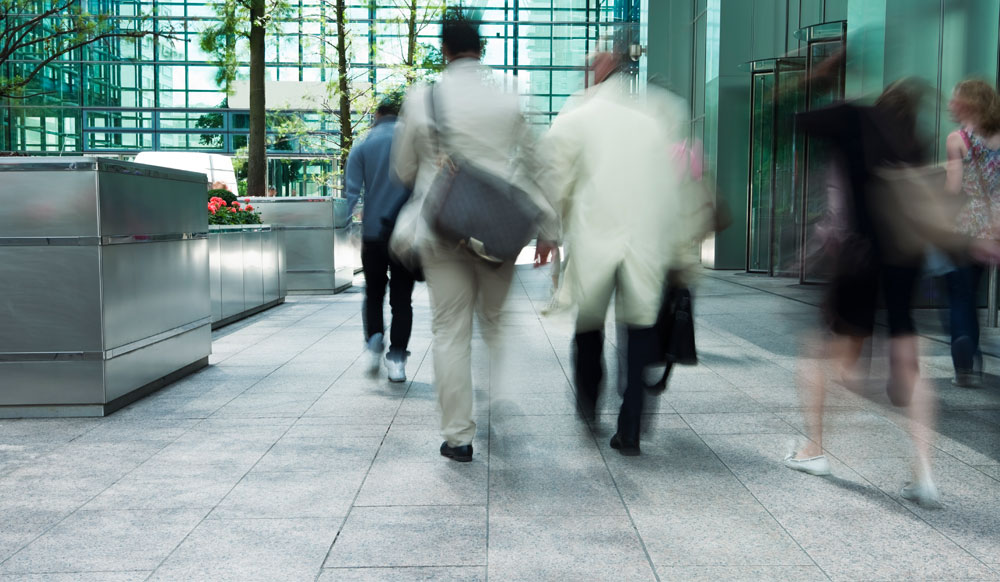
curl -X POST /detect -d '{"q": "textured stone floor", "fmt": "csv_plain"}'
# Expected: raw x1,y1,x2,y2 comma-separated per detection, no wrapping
1,265,999,581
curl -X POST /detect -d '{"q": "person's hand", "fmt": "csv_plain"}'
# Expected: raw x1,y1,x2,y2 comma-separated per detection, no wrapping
970,239,1000,264
534,240,558,268
969,239,1000,264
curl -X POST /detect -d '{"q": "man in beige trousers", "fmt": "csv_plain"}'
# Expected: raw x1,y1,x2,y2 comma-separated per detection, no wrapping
392,10,555,462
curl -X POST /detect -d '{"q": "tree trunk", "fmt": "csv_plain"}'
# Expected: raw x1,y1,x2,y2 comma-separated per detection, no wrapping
335,0,353,174
406,0,417,68
247,0,267,197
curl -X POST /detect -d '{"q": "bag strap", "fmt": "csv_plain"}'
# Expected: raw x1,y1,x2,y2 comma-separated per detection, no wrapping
427,84,449,159
960,128,973,151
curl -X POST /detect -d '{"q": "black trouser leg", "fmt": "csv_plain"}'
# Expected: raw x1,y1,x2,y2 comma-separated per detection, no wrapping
573,330,604,420
618,326,658,444
361,241,389,342
387,253,415,359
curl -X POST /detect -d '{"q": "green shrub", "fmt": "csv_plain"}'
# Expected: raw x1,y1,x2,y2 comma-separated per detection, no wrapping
207,188,237,205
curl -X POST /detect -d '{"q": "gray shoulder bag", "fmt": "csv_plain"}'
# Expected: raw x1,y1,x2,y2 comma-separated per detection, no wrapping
423,84,542,264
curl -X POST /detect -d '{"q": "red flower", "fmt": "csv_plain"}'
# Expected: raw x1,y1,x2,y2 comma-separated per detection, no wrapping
244,198,251,203
209,207,216,215
229,207,237,213
246,205,254,211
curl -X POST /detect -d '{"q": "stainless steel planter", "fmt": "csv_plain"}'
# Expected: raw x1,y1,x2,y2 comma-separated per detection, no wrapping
0,157,211,417
208,225,286,328
245,197,358,293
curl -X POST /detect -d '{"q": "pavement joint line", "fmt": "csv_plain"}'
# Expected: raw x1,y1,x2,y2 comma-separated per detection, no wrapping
315,318,433,578
513,267,664,582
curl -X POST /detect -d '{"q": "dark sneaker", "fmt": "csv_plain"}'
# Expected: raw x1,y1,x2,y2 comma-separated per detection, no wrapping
610,433,640,456
575,393,596,423
440,441,473,462
952,370,983,389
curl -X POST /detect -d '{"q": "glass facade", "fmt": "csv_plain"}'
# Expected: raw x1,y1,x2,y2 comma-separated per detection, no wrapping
1,0,621,193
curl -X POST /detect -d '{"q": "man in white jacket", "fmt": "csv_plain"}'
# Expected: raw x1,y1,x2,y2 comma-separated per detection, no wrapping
392,10,556,462
537,51,695,455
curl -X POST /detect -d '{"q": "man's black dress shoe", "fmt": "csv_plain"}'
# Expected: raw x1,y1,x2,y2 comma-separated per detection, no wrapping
610,433,640,456
440,441,473,462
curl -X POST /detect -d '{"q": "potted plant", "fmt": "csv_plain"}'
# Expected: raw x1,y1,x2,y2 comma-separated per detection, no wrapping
208,197,262,226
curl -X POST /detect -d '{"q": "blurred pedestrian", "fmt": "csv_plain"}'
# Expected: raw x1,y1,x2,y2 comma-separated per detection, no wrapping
786,79,1000,507
346,93,415,382
392,8,554,462
943,79,1000,387
537,50,695,456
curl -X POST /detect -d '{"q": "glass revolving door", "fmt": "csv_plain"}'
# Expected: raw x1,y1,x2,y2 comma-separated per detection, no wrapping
745,57,807,276
797,21,847,283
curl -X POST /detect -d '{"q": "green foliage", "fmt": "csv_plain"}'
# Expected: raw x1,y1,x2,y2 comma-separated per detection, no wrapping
0,0,172,99
198,0,292,95
196,105,226,148
209,207,262,225
237,178,248,197
208,188,237,205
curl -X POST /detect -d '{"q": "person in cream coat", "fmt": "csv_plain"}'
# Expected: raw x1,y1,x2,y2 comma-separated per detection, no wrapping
536,51,699,456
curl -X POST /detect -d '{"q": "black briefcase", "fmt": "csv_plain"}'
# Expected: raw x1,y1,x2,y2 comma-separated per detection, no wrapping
647,285,697,393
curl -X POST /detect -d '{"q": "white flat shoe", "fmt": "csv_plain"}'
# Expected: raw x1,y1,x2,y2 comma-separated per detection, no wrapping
783,453,831,476
900,480,942,509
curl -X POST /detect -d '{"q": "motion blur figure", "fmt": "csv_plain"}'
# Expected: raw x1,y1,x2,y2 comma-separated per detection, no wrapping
537,51,695,456
943,80,1000,388
787,79,1000,507
392,9,553,463
345,94,415,382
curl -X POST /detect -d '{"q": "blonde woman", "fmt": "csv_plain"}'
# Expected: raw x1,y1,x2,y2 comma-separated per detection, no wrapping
944,79,1000,387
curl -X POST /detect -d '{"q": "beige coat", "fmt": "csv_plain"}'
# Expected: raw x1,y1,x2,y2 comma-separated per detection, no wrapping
539,77,698,329
391,58,558,248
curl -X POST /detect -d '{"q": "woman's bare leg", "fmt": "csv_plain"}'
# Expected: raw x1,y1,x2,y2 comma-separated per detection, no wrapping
795,333,864,459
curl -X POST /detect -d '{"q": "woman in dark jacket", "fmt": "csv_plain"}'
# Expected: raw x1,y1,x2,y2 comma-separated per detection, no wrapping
783,79,999,508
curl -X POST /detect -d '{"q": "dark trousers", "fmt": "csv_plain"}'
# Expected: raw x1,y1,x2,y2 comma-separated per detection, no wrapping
362,240,415,358
945,264,984,372
573,326,658,443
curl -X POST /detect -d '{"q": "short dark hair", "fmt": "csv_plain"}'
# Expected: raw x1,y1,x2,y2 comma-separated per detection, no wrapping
376,88,404,117
376,102,400,117
441,7,481,57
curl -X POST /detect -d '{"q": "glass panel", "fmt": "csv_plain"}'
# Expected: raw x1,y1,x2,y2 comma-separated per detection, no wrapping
802,40,846,283
748,72,774,273
3,0,610,158
771,59,806,278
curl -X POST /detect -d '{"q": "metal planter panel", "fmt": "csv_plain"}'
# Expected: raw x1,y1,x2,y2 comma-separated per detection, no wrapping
0,361,104,406
241,231,265,310
101,239,211,351
0,159,100,238
277,229,288,298
261,230,280,303
96,160,207,238
219,233,246,319
104,325,211,402
0,246,102,353
209,234,223,322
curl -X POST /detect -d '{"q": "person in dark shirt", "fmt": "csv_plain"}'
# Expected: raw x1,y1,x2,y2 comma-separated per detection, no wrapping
345,94,415,382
